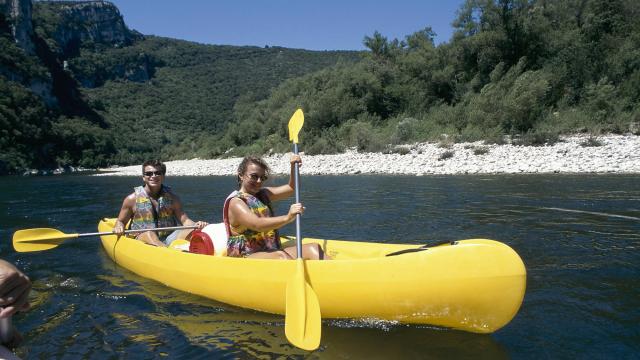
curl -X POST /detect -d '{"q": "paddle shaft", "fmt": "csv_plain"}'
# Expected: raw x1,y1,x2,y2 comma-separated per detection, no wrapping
293,143,302,259
285,109,321,350
76,225,198,238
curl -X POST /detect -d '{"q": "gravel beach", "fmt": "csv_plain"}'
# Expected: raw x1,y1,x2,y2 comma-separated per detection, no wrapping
96,134,640,176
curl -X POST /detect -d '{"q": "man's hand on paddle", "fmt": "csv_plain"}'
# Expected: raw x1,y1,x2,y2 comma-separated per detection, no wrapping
193,221,208,230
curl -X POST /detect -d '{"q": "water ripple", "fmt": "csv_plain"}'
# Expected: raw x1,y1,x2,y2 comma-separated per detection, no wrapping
2,174,639,358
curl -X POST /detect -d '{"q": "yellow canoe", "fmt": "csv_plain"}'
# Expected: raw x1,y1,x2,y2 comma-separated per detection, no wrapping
98,218,526,333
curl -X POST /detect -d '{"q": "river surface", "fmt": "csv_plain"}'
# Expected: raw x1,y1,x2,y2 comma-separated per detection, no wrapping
1,174,638,359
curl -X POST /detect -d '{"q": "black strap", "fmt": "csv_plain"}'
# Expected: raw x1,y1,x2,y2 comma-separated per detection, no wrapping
385,240,457,257
150,200,160,228
150,186,170,228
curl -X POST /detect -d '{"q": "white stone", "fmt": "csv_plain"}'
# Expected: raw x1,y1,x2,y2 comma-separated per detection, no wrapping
96,135,640,176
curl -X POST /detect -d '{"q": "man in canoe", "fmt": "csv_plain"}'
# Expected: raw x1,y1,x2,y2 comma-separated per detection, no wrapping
114,160,207,246
223,154,328,259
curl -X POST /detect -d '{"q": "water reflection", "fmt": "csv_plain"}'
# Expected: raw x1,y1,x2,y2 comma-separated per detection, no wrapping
99,259,509,359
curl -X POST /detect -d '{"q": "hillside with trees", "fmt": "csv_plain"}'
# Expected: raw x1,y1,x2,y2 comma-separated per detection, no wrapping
220,0,640,156
1,0,638,174
70,36,361,164
0,0,361,174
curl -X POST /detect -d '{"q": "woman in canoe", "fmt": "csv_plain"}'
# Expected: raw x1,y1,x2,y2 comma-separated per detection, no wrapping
223,155,328,259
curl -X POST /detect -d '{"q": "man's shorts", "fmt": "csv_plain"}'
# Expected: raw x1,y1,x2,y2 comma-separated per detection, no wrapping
163,230,182,246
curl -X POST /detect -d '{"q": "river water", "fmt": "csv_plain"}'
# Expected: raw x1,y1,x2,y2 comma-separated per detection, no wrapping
1,174,638,359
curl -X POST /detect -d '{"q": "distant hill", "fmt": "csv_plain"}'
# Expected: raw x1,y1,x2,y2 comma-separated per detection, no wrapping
2,0,638,174
0,0,362,174
77,37,362,163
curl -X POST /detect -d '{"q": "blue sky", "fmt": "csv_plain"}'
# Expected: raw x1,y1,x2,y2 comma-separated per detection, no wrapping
109,0,466,51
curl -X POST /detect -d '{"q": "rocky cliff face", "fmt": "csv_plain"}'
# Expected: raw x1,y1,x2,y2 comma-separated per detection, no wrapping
33,1,152,87
0,0,35,54
38,0,140,57
0,0,56,105
1,0,149,106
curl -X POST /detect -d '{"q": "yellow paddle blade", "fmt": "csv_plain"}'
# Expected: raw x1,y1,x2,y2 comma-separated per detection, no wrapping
12,228,79,252
288,109,304,144
285,259,321,351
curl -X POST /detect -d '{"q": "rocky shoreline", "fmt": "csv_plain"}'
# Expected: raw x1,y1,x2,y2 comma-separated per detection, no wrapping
96,134,640,176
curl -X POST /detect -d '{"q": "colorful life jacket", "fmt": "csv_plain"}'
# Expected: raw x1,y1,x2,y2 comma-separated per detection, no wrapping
223,190,281,257
130,185,178,240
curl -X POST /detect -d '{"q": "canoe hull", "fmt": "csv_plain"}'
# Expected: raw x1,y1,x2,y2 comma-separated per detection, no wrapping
98,218,526,333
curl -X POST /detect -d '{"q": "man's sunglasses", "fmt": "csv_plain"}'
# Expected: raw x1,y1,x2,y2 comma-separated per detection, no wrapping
143,171,164,177
248,173,268,182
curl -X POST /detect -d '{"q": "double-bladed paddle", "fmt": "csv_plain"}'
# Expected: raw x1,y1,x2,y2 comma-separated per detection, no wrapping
284,109,321,351
12,225,197,253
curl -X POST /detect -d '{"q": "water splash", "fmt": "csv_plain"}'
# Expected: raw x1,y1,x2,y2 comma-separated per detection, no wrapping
329,318,399,331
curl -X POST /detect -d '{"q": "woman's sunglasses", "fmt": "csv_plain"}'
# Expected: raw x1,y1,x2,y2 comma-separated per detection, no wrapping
247,173,268,182
143,171,164,177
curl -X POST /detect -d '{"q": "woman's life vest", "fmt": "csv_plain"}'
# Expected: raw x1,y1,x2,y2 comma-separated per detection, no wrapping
222,190,281,257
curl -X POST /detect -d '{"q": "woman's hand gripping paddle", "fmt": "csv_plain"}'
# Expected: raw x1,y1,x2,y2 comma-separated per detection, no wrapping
284,109,321,351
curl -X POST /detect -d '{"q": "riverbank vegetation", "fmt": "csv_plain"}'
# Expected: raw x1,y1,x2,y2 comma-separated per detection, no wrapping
1,0,638,174
218,0,639,156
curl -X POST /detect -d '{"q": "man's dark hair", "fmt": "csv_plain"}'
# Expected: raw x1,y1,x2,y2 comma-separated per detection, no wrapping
142,160,166,175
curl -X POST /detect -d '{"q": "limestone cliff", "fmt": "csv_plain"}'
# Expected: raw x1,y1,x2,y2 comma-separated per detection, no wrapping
1,0,150,107
34,0,140,57
1,0,56,105
0,0,35,54
33,1,152,87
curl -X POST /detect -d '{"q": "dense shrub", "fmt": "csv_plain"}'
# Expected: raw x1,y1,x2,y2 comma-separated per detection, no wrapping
438,150,455,161
581,136,603,147
2,0,639,171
